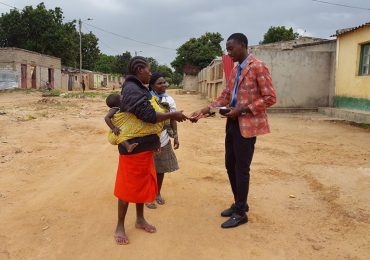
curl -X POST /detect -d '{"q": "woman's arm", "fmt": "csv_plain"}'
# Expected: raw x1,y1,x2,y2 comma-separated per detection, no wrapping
171,119,179,149
156,111,187,123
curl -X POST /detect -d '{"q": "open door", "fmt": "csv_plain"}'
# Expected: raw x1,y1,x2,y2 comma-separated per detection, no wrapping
68,75,73,91
48,68,54,88
31,66,36,89
21,64,27,88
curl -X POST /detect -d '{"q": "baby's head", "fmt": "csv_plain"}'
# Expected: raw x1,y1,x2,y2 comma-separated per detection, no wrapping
106,94,121,108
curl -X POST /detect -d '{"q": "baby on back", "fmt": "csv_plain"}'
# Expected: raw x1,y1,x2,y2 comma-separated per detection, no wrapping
104,94,165,152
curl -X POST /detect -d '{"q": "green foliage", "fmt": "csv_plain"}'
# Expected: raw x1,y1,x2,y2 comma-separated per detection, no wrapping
81,32,100,70
171,32,223,75
261,26,299,44
61,91,119,99
0,2,99,68
94,51,132,74
95,54,118,73
115,51,132,75
146,57,159,72
171,72,183,86
39,88,61,97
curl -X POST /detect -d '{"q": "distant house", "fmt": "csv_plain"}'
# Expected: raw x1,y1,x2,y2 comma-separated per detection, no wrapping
0,47,61,90
333,22,370,111
61,68,124,91
61,67,92,91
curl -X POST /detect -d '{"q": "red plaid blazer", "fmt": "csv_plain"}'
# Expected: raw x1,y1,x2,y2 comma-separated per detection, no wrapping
210,54,276,138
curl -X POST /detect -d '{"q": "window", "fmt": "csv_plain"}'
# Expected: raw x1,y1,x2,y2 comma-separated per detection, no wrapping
359,43,370,76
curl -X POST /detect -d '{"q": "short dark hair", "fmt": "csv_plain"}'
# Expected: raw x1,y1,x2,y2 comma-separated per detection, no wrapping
227,33,248,47
128,56,148,75
149,72,164,88
106,94,120,108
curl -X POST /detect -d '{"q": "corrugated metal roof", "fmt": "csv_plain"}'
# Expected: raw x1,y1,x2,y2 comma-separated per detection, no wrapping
333,22,370,37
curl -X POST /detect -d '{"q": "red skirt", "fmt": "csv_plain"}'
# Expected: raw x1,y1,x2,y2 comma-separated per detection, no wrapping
114,151,157,203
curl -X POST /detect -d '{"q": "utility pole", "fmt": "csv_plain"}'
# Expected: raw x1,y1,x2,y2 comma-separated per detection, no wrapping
78,18,92,91
79,19,82,90
134,50,143,56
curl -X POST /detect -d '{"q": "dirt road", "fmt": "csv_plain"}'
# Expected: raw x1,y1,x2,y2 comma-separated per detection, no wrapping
0,90,369,259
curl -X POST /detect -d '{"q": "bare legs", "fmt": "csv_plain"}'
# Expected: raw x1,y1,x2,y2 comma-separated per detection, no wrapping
115,200,156,245
156,173,165,205
145,172,165,209
115,199,129,245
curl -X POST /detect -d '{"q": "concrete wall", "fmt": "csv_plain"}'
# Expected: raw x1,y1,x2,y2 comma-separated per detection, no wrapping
182,74,198,91
197,42,335,108
0,62,18,89
61,73,90,91
0,48,61,89
251,46,335,108
90,73,105,89
335,26,370,111
198,60,224,101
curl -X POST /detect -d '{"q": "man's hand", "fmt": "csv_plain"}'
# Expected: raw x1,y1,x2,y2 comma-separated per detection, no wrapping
189,107,211,123
112,127,121,135
189,110,203,123
173,137,179,150
225,108,241,120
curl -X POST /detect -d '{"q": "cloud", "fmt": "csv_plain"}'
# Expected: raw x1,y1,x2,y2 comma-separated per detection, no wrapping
1,0,369,65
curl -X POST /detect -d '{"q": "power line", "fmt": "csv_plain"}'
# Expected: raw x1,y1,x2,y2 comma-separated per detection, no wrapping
311,0,370,11
0,1,18,9
83,22,176,51
98,39,121,53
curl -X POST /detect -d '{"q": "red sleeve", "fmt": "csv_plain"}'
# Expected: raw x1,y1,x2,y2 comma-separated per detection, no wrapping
247,63,276,115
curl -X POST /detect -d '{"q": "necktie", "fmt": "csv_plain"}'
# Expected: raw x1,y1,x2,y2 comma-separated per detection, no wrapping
230,65,243,108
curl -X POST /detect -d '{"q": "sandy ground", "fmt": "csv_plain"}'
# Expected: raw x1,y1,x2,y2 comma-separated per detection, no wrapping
0,89,369,260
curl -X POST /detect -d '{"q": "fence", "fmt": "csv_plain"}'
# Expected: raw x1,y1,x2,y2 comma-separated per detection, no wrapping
198,59,225,101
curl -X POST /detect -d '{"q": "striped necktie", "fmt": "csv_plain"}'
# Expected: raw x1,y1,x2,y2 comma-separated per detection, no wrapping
230,65,243,108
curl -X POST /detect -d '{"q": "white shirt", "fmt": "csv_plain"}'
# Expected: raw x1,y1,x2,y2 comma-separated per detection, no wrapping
158,95,176,147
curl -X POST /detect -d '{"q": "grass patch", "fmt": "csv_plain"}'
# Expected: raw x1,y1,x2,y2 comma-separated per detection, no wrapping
39,88,61,97
350,122,370,130
26,114,37,121
0,88,34,94
61,91,119,99
17,114,37,121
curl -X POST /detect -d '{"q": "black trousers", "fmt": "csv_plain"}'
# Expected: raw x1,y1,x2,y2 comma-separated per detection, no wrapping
225,119,256,216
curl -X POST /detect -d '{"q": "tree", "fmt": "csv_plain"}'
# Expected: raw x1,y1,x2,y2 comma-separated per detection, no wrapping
171,72,183,86
171,32,223,75
80,32,100,70
155,64,174,85
261,26,299,44
0,2,99,67
95,54,118,73
116,51,132,75
146,57,159,72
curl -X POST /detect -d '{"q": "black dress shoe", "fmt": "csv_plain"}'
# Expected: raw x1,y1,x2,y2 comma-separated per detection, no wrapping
221,214,248,229
221,204,249,217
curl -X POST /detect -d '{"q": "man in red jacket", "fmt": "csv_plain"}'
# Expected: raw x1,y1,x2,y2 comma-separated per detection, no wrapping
190,33,276,228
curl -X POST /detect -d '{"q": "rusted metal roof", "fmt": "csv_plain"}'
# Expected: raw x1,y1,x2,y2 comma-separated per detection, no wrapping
333,22,370,37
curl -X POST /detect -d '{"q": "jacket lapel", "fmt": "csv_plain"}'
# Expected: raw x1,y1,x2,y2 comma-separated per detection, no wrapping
237,54,255,87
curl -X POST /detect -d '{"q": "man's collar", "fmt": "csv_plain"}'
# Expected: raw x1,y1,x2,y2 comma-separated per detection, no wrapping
238,54,250,69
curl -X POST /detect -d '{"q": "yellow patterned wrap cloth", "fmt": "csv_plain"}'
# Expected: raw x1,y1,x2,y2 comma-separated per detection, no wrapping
108,96,165,145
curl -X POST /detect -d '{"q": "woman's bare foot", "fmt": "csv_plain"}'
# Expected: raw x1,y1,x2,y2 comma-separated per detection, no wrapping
145,201,157,209
135,219,156,233
156,194,165,205
115,223,129,245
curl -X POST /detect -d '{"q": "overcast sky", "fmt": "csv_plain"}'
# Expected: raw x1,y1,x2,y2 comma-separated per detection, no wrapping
1,0,369,66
